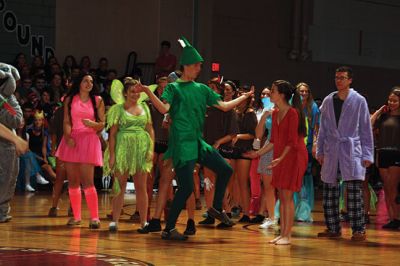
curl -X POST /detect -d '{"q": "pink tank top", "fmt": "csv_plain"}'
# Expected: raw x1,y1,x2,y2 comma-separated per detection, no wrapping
71,95,98,133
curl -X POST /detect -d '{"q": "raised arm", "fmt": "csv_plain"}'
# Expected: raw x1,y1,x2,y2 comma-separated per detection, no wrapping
214,89,254,112
139,84,170,114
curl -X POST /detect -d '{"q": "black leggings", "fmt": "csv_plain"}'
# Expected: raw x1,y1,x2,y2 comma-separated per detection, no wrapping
165,148,233,230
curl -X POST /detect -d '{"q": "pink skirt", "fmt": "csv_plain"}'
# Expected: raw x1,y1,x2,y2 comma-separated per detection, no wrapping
56,130,103,166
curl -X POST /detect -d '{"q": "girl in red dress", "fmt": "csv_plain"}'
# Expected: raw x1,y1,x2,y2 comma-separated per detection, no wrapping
245,80,307,245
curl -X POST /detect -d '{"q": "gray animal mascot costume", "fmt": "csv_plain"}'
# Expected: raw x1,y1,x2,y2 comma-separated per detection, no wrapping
0,63,23,223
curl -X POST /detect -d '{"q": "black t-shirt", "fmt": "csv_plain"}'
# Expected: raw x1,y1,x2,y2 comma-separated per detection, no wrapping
203,107,238,145
333,93,344,127
27,128,47,156
235,109,257,150
375,113,400,150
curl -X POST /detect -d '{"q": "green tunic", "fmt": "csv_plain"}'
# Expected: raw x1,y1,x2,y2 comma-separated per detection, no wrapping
103,103,153,176
161,79,221,168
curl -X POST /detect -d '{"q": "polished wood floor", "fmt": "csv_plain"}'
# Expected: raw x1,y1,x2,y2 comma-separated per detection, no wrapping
1,191,400,265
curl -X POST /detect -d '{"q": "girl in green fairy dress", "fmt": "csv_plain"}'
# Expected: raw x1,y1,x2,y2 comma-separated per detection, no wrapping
104,77,154,233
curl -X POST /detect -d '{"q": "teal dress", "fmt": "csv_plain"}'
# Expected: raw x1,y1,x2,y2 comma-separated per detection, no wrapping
103,103,153,176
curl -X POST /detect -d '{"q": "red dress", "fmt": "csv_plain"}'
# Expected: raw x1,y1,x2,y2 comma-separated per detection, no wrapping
270,108,307,192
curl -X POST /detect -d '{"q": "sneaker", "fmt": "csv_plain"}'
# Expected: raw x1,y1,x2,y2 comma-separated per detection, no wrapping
238,215,251,223
147,218,162,232
109,222,118,232
161,228,188,241
36,174,49,185
382,219,400,229
184,219,196,235
351,231,366,241
317,229,342,238
0,215,12,223
198,216,215,225
89,220,101,229
25,184,35,192
130,211,140,222
250,214,265,224
259,218,277,229
207,207,235,226
137,223,150,234
195,199,202,210
48,207,58,217
67,218,81,226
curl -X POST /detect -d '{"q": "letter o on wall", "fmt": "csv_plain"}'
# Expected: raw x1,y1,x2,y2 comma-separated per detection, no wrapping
4,11,17,32
0,0,6,12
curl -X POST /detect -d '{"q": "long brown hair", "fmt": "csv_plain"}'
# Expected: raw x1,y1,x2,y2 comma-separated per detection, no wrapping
66,73,99,125
296,82,314,125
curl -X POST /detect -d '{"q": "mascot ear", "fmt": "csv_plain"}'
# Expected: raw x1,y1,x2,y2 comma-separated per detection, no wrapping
10,65,20,81
0,63,19,97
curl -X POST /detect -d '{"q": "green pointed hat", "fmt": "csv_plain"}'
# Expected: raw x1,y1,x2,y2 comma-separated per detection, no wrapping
178,36,204,65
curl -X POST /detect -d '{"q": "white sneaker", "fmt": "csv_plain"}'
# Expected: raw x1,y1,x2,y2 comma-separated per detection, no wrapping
36,174,49,185
25,184,35,192
259,218,276,229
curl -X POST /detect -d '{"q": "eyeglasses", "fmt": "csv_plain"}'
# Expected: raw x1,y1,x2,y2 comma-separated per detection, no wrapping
334,76,349,81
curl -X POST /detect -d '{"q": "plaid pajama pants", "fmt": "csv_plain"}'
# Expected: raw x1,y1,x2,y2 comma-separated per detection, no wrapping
323,180,365,233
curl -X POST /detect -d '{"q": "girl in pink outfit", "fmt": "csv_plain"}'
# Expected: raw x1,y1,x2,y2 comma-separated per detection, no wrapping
56,73,105,228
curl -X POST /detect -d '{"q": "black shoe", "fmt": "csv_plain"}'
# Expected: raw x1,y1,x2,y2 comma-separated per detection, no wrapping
161,228,188,241
238,215,251,223
184,219,196,235
207,207,235,226
249,214,265,224
88,220,100,229
382,219,400,229
137,224,150,234
198,216,215,225
216,222,234,229
147,218,162,232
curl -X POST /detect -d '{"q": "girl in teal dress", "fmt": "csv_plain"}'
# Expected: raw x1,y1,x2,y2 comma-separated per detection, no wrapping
104,77,154,233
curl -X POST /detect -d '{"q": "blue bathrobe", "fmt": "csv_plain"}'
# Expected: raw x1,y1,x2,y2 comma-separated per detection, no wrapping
316,89,374,184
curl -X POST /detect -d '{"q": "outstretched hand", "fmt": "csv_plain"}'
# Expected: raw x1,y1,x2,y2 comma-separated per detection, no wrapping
244,86,255,98
134,82,149,94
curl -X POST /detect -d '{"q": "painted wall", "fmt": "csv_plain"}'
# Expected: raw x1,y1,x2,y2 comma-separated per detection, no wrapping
0,0,55,63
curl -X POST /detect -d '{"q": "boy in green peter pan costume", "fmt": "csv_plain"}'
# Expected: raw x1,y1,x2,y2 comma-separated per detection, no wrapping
137,37,253,240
